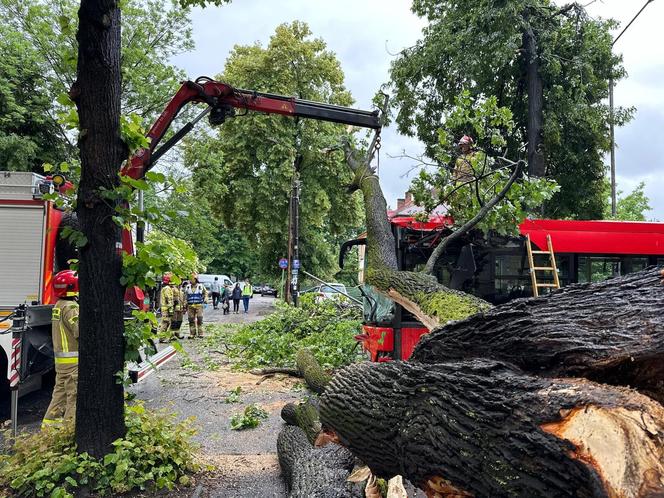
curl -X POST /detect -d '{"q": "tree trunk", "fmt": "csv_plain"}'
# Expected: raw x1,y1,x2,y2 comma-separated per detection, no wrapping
320,360,664,498
277,425,360,498
412,267,664,404
73,0,127,458
523,22,545,177
296,348,331,394
343,143,491,329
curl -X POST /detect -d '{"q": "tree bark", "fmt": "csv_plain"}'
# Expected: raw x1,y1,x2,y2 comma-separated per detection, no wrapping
277,425,360,498
296,349,331,394
411,267,664,404
523,22,545,177
320,360,664,498
342,142,491,329
73,0,127,457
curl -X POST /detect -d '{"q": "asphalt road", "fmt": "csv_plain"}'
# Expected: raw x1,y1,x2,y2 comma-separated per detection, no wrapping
130,295,294,497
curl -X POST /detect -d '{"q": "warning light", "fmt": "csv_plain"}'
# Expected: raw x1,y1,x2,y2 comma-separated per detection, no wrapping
52,174,66,187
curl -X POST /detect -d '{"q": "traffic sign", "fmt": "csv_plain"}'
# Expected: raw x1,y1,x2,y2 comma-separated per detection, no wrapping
278,258,288,269
293,259,300,269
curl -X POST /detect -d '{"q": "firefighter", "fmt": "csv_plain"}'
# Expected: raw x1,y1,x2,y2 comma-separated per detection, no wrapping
452,135,476,184
42,270,79,428
171,278,185,338
158,273,174,343
185,273,207,338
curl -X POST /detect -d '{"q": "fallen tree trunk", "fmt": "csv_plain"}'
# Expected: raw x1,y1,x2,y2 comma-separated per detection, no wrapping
296,349,331,394
320,360,664,497
277,425,360,498
412,267,664,403
281,399,322,445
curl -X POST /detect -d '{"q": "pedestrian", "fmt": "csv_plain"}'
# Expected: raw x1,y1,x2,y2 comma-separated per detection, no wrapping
185,273,208,338
231,282,242,314
42,270,79,428
241,279,253,314
210,276,221,310
221,284,230,315
158,273,174,343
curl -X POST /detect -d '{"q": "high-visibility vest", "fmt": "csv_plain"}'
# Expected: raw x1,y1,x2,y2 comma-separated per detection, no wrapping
242,283,252,296
186,283,206,306
51,299,79,366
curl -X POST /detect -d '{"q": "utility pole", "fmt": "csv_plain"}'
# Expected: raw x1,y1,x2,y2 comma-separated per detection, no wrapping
609,0,655,217
291,174,301,307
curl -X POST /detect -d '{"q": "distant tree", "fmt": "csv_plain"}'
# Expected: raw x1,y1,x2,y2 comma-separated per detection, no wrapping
604,181,652,221
389,0,632,219
0,25,69,171
186,22,364,279
0,0,194,172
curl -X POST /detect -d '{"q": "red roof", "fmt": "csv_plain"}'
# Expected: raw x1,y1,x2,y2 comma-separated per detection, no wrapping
520,219,664,256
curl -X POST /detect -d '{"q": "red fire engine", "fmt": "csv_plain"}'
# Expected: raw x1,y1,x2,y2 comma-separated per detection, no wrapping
345,213,664,362
2,77,381,419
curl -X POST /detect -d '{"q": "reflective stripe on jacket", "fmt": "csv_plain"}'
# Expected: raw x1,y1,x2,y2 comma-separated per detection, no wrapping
52,299,79,364
186,283,207,305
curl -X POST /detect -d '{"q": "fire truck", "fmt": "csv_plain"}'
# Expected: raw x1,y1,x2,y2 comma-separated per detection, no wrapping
1,77,381,417
344,212,664,362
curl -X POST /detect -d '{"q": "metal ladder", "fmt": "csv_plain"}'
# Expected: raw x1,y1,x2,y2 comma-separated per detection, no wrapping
526,234,560,297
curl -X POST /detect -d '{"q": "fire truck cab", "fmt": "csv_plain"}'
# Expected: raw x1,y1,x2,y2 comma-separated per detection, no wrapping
0,171,68,396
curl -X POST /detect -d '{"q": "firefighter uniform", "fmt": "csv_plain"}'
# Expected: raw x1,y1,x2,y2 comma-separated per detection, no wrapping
171,286,185,338
42,299,79,427
185,281,207,338
159,285,174,342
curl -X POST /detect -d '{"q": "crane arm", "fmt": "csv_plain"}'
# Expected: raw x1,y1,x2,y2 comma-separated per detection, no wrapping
121,76,381,180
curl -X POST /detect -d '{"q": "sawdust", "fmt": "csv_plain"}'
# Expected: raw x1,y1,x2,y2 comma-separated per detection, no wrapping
197,365,301,393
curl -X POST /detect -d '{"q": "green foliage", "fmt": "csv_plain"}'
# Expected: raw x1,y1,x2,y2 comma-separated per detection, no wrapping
604,181,652,221
186,21,364,279
410,92,558,236
122,229,201,289
390,0,631,219
229,404,268,430
220,294,363,369
225,386,242,403
148,176,254,276
0,403,200,497
0,22,68,172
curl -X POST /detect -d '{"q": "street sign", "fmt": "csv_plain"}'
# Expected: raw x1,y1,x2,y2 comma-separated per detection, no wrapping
293,259,300,269
278,258,288,269
291,268,299,275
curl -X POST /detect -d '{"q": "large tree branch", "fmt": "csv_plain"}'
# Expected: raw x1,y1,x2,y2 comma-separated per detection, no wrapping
423,158,524,275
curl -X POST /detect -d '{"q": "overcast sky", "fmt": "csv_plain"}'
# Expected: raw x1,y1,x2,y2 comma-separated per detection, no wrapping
171,0,664,220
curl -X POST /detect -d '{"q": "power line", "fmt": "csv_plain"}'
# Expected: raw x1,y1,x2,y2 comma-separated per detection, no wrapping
613,0,656,47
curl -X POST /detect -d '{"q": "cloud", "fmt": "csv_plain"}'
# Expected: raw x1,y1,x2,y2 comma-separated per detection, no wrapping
170,0,664,220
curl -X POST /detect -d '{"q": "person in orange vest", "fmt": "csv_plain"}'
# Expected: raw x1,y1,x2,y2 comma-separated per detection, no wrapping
42,270,79,428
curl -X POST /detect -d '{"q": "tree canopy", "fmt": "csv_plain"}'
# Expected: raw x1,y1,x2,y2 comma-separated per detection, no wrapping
389,0,632,219
186,21,365,279
0,0,194,171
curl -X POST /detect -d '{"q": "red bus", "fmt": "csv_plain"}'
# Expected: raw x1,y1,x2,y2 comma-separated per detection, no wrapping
345,216,664,362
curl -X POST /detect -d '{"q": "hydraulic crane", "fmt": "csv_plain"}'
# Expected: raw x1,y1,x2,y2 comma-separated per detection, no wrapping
121,76,381,183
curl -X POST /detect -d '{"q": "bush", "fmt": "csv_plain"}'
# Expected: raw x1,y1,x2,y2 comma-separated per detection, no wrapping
215,294,364,369
0,403,200,497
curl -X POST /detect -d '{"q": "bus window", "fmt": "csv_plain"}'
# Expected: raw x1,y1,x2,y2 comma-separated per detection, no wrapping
578,256,621,283
622,257,648,275
494,253,530,303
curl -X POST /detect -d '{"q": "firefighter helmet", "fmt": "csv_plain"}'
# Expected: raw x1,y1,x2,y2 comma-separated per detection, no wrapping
162,273,172,285
53,270,79,298
459,135,474,145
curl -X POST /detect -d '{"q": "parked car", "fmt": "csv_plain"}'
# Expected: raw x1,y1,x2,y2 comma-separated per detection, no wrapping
261,284,278,297
198,274,234,291
300,283,347,302
253,284,264,294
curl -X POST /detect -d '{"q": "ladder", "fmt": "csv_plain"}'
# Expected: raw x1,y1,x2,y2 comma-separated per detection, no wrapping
525,234,561,297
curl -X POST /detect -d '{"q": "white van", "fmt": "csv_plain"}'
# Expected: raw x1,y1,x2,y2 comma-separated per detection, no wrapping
198,274,234,291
